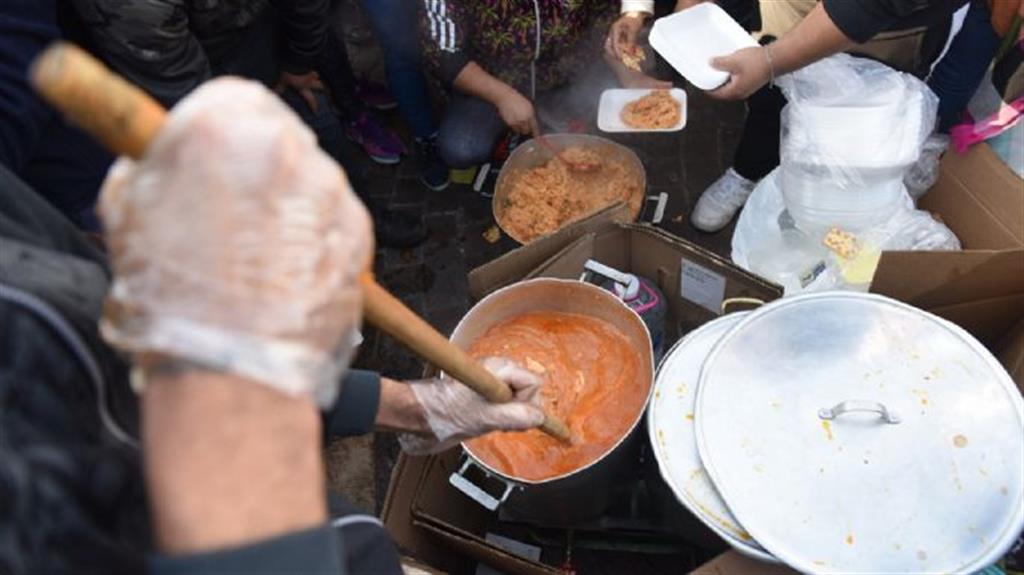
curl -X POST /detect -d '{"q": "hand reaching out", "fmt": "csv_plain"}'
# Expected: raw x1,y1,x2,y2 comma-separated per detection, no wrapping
709,46,772,100
275,70,325,113
497,89,540,136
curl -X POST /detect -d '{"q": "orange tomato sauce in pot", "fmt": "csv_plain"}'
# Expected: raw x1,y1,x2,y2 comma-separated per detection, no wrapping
465,311,648,481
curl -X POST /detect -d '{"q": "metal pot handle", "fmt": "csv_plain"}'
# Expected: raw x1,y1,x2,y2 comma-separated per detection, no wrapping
448,458,516,511
720,297,765,314
646,192,668,224
818,400,901,425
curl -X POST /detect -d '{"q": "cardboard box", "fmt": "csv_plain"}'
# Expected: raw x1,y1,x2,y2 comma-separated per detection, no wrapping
383,216,783,574
871,143,1024,347
690,550,798,575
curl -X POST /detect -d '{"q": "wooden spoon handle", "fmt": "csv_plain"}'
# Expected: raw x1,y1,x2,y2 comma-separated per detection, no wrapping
31,42,166,159
31,42,571,443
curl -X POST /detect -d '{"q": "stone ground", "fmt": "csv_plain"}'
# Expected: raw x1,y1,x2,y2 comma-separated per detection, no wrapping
326,0,748,556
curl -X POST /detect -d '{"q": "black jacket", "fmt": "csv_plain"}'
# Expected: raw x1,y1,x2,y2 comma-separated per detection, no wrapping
823,0,969,43
69,0,329,106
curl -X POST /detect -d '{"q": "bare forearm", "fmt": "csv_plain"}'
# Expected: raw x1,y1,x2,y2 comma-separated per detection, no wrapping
453,61,517,107
768,2,855,76
375,377,430,433
143,367,327,555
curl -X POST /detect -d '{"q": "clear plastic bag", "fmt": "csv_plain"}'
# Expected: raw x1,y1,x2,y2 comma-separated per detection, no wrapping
732,169,960,295
775,54,940,234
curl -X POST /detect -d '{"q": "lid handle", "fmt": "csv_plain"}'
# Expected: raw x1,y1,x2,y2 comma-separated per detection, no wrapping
818,400,901,425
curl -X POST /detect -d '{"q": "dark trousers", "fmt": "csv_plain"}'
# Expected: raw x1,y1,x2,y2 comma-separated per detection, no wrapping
358,0,438,139
927,0,1000,132
436,95,509,169
732,83,788,181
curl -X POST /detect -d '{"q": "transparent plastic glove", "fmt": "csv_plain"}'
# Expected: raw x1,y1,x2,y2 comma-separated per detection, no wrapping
399,357,546,455
99,78,373,407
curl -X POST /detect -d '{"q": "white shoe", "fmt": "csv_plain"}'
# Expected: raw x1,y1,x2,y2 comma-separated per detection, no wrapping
691,167,757,232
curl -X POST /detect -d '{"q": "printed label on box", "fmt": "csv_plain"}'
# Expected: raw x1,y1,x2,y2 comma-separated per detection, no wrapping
680,259,726,314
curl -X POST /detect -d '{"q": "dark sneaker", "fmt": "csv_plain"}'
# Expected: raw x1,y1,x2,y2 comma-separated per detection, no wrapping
415,136,450,191
345,111,405,165
372,205,428,249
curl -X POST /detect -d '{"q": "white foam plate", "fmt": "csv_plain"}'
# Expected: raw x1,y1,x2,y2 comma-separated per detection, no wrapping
650,3,758,91
597,88,687,133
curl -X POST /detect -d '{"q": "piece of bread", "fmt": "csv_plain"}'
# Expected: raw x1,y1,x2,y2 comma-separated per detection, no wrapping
822,227,861,260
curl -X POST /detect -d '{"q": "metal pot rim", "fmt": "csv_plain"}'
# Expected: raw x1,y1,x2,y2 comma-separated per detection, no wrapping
455,278,655,486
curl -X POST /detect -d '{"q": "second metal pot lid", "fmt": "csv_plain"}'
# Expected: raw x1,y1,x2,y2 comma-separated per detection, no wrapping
648,311,776,562
695,292,1024,574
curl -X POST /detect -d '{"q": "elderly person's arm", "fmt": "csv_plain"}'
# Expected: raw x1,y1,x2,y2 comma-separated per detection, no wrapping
143,369,338,572
98,78,369,570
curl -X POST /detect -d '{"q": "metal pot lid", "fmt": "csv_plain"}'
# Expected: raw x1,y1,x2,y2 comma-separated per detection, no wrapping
696,293,1024,574
649,312,777,562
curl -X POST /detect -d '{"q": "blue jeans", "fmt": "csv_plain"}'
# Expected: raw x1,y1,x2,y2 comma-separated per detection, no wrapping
928,0,1000,132
358,0,438,140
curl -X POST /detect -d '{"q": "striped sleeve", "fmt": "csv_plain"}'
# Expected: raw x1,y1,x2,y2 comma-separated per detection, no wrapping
423,0,470,86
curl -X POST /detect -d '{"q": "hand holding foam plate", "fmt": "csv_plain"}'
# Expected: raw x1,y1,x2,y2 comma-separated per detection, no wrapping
650,3,758,91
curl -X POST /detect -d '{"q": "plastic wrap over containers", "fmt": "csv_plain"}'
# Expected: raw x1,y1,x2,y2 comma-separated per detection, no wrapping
732,55,961,294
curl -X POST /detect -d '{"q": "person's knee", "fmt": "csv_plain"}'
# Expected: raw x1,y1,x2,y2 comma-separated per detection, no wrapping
437,131,493,169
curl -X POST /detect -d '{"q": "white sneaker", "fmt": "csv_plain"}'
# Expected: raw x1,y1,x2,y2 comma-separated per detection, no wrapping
691,167,757,232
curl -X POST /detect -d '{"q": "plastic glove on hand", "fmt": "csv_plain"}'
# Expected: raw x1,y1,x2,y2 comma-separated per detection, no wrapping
99,78,373,406
399,357,546,455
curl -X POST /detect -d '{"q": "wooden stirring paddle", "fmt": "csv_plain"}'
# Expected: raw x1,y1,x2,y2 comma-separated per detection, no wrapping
30,41,571,443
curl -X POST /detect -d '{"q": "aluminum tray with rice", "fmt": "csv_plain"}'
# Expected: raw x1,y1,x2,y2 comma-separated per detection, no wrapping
493,134,646,244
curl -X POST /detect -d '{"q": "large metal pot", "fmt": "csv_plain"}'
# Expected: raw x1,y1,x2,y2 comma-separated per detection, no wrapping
447,278,655,526
493,134,647,244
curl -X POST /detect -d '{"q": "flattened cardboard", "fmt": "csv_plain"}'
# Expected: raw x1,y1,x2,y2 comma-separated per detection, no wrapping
872,143,1024,346
998,318,1024,392
468,203,633,299
529,224,781,335
381,453,466,572
411,451,563,575
689,551,797,575
932,142,1023,244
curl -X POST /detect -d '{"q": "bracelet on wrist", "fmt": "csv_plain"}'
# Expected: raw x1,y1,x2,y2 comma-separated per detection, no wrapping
762,45,776,89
